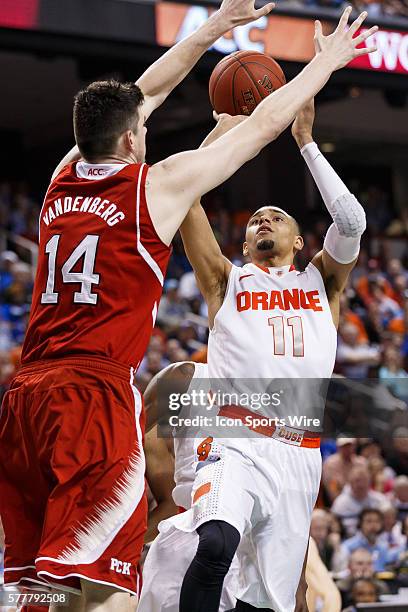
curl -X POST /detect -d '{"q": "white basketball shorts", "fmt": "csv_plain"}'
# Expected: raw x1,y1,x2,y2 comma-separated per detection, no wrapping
163,433,322,612
138,522,238,611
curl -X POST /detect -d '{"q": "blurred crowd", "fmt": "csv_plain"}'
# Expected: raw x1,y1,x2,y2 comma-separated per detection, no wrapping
313,436,408,609
0,177,408,608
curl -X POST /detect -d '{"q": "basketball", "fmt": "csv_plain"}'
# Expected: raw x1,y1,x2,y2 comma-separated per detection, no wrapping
209,50,286,116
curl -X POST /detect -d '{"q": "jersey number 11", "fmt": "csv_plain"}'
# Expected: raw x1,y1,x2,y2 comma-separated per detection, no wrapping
268,316,304,357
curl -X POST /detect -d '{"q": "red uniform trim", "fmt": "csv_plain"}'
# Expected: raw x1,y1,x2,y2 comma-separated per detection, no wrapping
218,405,320,448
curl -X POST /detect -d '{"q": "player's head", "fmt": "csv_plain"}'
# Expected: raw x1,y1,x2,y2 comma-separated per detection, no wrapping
73,79,145,163
243,206,303,264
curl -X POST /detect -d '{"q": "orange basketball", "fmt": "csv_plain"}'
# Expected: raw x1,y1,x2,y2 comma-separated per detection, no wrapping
209,50,286,116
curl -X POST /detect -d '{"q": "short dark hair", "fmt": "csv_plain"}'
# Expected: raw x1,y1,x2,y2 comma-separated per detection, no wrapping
351,577,378,597
358,508,383,528
73,79,144,160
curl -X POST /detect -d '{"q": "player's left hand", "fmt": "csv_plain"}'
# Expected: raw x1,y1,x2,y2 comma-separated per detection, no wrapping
291,99,315,150
218,0,275,28
294,577,310,612
200,112,247,147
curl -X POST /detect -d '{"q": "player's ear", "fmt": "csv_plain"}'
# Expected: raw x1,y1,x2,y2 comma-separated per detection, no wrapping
124,129,134,152
294,235,304,253
243,242,249,256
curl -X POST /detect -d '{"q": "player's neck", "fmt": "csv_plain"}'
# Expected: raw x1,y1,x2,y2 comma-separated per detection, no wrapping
250,255,294,270
86,152,139,165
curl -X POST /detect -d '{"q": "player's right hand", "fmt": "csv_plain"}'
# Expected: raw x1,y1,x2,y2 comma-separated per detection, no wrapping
315,6,378,71
218,0,275,28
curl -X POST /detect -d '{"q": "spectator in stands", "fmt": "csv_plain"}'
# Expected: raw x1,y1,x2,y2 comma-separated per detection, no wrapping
310,509,342,569
156,279,189,329
391,475,408,523
323,438,367,502
0,251,18,294
378,503,406,549
358,439,383,460
336,509,393,572
335,548,389,607
367,456,394,494
386,208,408,237
379,346,408,402
336,322,380,378
178,269,200,301
388,428,408,476
341,578,379,612
145,350,169,378
363,301,383,345
356,271,395,309
166,338,184,362
387,258,407,285
331,466,387,536
339,293,369,344
372,285,402,327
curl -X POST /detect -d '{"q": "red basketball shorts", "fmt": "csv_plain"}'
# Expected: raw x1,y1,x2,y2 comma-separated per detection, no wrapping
0,356,147,596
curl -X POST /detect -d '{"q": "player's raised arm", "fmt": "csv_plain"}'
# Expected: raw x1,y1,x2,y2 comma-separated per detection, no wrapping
179,114,246,319
51,0,274,181
291,98,366,297
147,8,378,246
51,145,82,181
136,0,275,119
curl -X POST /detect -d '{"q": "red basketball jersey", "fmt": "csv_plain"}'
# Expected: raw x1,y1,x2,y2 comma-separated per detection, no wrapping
22,161,171,369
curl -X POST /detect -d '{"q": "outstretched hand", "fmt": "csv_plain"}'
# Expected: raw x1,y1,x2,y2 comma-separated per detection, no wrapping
314,6,378,71
218,0,275,28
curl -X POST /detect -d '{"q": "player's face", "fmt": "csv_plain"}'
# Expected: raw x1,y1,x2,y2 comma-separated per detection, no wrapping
243,207,303,261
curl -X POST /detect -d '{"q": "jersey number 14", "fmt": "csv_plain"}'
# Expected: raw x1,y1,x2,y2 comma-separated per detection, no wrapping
41,234,100,305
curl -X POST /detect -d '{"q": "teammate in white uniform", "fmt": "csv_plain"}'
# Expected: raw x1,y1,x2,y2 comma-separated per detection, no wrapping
170,98,368,612
139,361,239,612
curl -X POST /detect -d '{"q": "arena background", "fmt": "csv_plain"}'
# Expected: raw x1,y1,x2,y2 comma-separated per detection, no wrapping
0,0,407,609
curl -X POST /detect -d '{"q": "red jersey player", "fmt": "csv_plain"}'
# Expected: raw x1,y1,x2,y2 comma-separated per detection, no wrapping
0,3,377,611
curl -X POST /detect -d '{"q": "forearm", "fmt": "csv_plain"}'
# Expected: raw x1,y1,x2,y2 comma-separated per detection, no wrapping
301,142,350,204
251,54,335,143
298,142,366,264
136,11,229,110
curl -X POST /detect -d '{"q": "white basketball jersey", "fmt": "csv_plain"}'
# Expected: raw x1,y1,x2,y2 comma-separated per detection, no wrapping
172,362,209,510
208,262,337,380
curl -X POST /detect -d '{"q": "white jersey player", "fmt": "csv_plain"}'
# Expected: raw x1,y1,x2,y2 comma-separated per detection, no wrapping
169,99,367,612
139,361,239,612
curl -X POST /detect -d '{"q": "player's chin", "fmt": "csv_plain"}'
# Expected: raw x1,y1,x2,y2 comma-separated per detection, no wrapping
256,238,275,251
